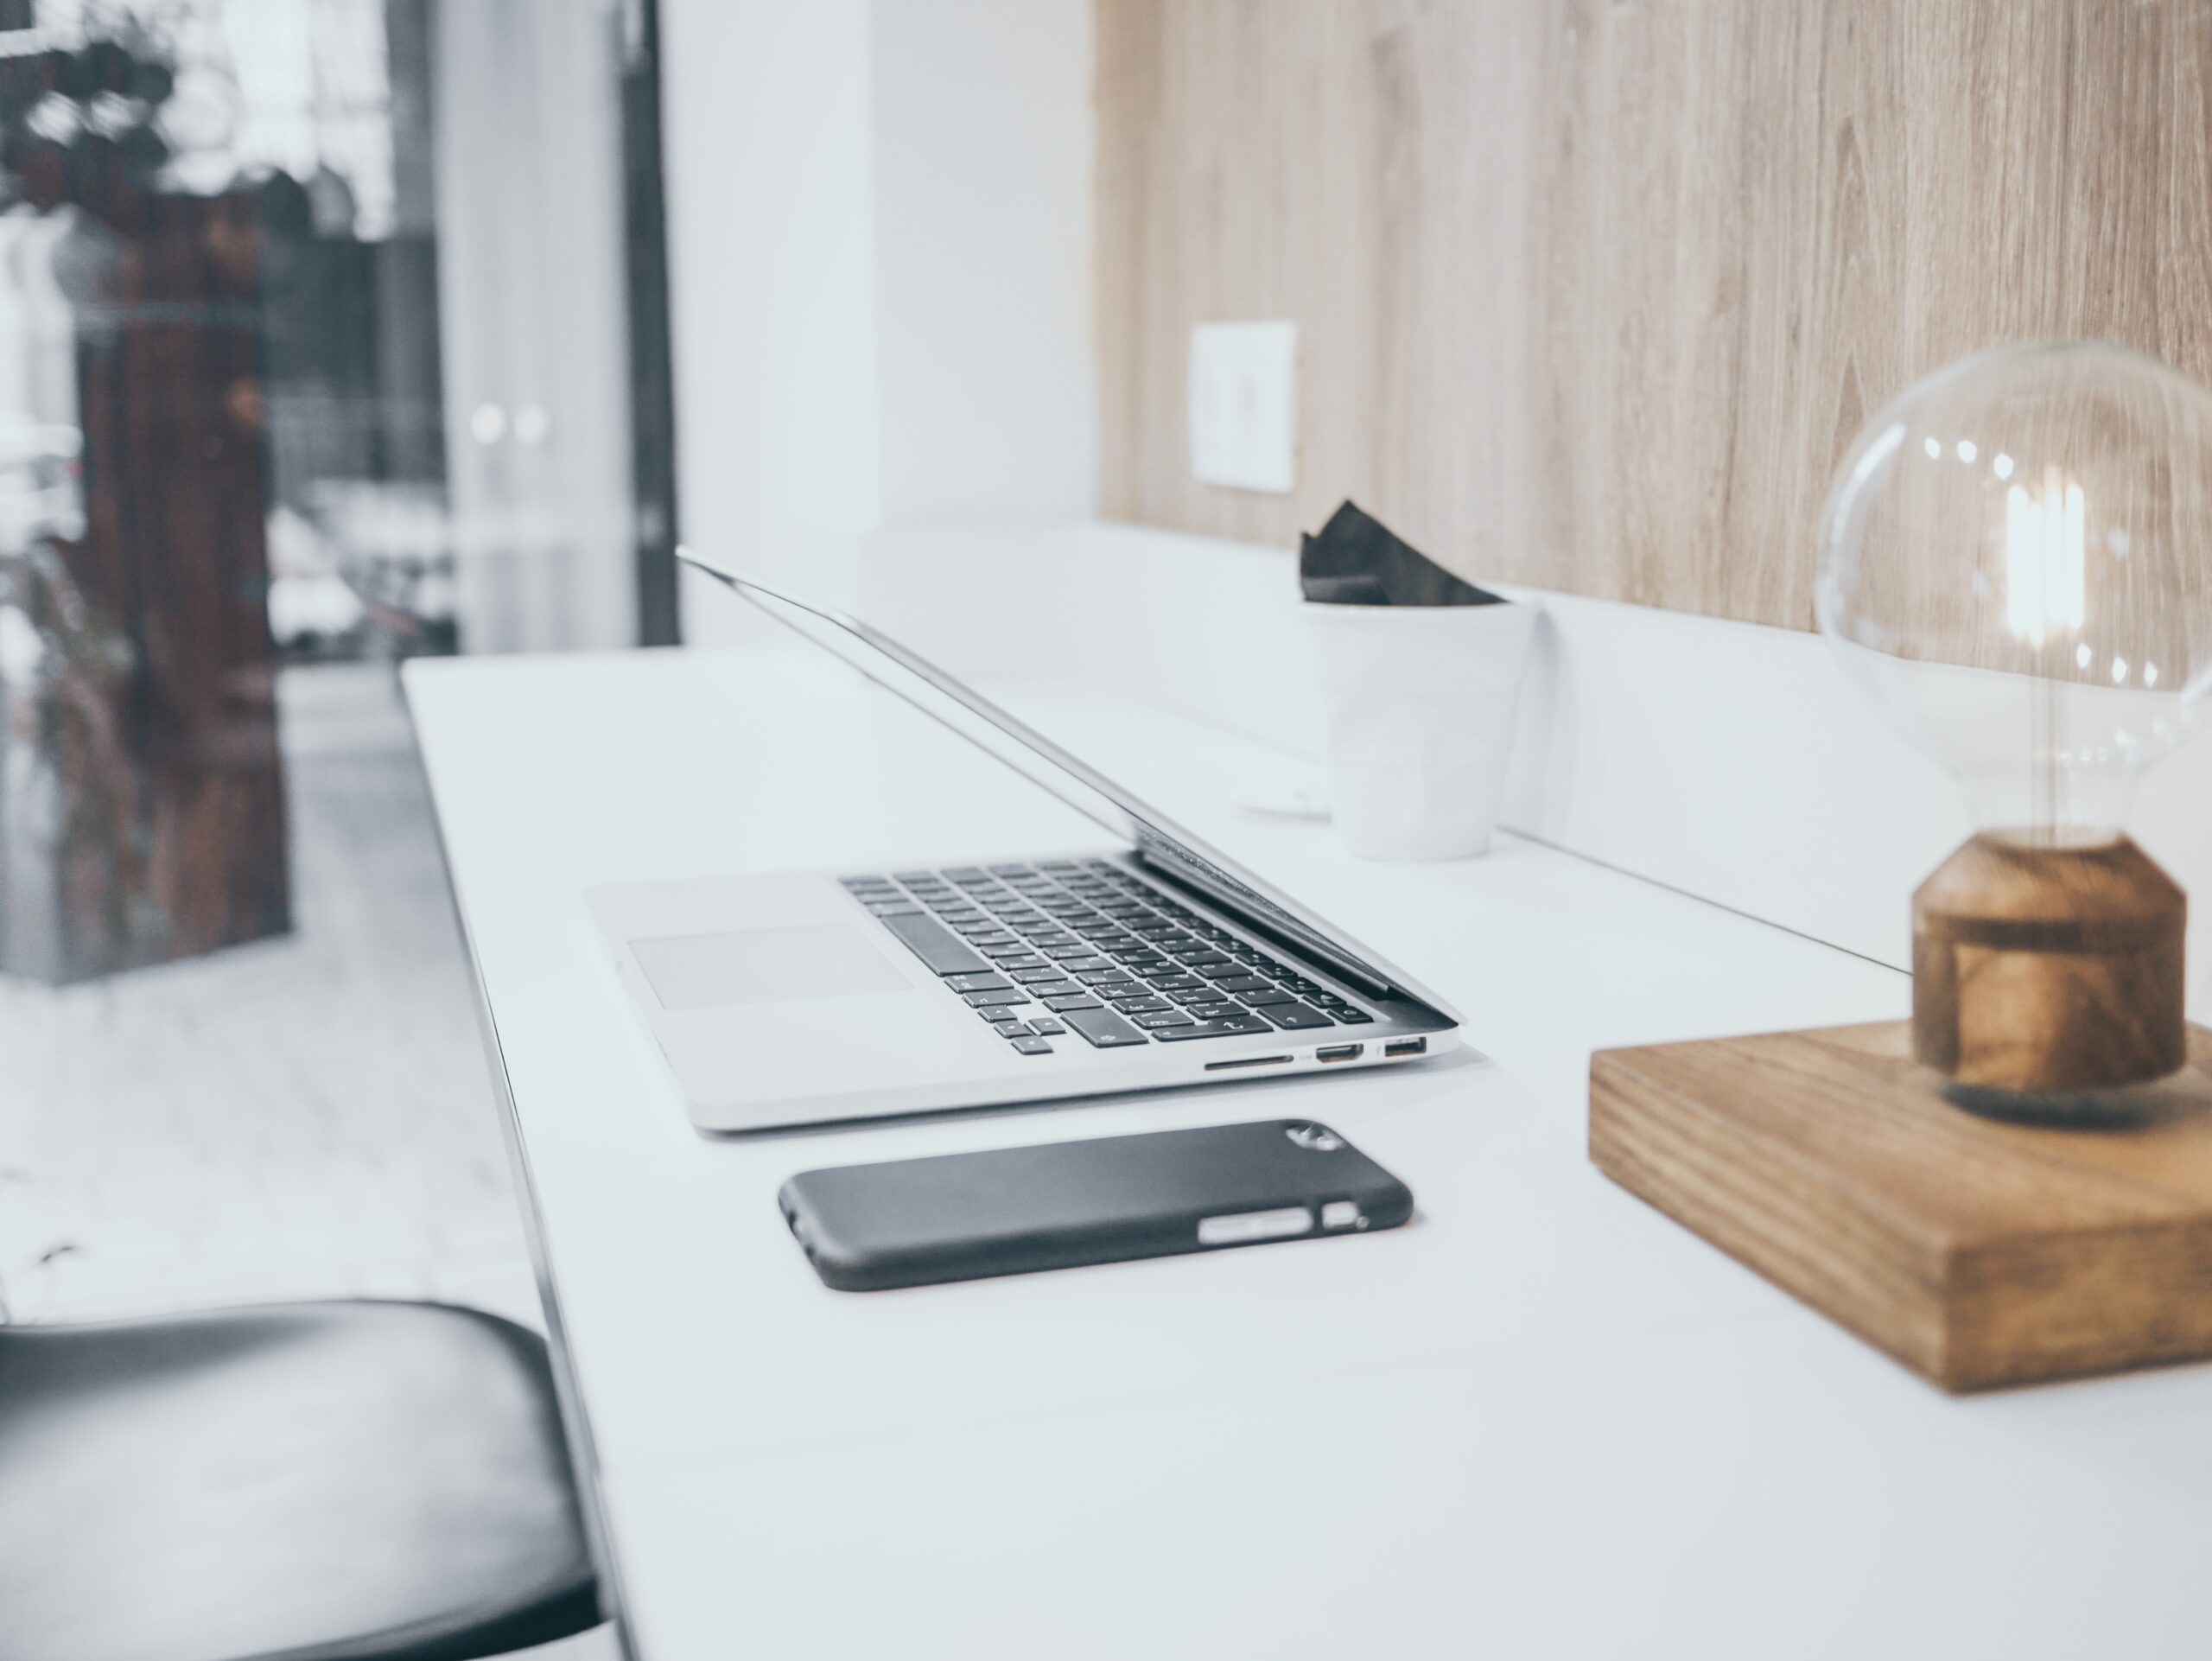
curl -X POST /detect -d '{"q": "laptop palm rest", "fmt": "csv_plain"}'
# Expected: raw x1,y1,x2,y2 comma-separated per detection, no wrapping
631,926,913,1011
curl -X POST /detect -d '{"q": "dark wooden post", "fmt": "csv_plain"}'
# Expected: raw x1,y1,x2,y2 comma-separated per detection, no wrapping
10,183,290,979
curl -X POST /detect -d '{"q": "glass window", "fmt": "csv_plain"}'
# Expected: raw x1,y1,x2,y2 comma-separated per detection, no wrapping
1,0,674,1328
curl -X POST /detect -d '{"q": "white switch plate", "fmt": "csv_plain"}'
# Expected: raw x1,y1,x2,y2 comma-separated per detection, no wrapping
1188,321,1298,493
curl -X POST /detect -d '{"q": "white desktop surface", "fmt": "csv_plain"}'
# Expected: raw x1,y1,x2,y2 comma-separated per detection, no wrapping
407,644,2212,1661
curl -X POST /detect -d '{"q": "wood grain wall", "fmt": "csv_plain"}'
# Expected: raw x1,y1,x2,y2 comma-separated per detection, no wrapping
1095,0,2212,630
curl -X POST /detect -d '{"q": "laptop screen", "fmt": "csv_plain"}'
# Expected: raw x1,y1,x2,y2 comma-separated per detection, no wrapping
677,549,1452,1013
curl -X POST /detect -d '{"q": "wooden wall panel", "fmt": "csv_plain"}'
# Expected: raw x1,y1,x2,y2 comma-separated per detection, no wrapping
1095,0,2212,630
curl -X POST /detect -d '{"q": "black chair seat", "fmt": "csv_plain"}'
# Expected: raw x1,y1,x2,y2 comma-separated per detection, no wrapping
0,1301,599,1661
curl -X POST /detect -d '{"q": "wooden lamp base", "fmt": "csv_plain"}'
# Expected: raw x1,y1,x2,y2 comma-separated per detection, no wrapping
1590,1021,2212,1391
1913,833,2185,1105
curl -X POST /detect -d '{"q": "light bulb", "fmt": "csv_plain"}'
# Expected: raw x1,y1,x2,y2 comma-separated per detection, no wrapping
1816,342,2212,1106
1820,343,2212,838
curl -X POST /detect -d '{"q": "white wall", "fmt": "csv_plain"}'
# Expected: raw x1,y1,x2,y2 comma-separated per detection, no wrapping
658,0,1096,645
657,0,883,542
870,0,1096,525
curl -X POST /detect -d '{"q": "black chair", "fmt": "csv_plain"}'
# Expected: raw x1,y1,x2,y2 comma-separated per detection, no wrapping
0,1301,601,1661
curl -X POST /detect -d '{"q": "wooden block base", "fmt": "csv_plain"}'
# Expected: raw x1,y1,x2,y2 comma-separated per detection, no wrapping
1589,1021,2212,1393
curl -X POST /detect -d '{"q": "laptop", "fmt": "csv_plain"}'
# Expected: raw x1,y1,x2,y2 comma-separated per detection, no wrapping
585,548,1464,1132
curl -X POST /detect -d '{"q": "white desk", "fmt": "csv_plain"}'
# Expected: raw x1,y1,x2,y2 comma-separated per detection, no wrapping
408,644,2212,1660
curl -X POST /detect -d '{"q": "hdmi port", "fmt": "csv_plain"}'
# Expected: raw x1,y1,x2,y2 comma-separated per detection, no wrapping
1316,1044,1363,1064
1383,1037,1428,1058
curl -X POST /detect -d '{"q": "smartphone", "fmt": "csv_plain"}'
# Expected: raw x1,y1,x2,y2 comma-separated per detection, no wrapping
778,1118,1413,1291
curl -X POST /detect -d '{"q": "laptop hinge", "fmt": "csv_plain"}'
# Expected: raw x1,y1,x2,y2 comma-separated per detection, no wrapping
1132,849,1397,1002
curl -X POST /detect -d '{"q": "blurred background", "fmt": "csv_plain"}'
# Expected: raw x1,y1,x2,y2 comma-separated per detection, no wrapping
0,0,682,1329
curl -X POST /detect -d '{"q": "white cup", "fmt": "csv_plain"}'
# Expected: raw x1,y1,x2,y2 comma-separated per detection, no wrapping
1307,600,1540,860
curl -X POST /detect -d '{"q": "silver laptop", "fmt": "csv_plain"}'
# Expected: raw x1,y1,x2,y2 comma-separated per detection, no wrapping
586,548,1464,1133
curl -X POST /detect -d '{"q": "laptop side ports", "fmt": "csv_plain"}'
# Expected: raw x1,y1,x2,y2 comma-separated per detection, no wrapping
1383,1037,1427,1059
1316,1044,1363,1064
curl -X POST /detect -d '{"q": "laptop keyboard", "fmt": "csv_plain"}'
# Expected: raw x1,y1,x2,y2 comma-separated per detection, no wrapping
839,859,1376,1055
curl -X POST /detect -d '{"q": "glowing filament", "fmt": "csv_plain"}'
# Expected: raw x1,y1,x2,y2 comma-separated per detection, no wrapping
2005,468,2086,648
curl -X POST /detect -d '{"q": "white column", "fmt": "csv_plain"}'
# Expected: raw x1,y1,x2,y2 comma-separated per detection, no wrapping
660,0,1096,645
434,0,639,653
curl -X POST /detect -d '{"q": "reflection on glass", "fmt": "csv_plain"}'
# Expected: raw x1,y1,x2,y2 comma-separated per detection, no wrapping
1,0,671,978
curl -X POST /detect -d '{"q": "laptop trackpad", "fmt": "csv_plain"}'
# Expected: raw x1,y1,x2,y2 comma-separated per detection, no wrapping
632,925,914,1011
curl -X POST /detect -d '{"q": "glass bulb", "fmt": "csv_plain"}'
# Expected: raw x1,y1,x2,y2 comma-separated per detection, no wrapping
1817,342,2212,844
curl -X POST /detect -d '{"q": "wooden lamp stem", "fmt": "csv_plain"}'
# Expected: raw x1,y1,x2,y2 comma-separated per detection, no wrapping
1913,833,2186,1098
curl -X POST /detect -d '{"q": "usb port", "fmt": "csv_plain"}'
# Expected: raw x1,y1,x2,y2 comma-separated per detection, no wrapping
1383,1037,1427,1059
1316,1044,1363,1064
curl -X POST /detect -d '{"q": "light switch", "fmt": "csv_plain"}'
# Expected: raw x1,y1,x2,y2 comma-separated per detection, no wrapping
1188,321,1298,493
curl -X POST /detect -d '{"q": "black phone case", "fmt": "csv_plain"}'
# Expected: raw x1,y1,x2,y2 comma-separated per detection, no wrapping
778,1118,1413,1291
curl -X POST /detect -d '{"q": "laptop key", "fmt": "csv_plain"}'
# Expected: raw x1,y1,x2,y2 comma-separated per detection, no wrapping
878,911,989,976
1238,987,1297,1006
1060,1007,1150,1048
1008,1035,1054,1054
991,1019,1033,1037
1132,1009,1195,1029
1258,1001,1332,1030
1041,993,1104,1013
1027,1016,1066,1035
944,973,1013,994
1012,967,1071,984
1023,980,1082,999
1185,1002,1242,1021
1150,1015,1273,1041
964,990,1031,1008
1115,997,1173,1015
1211,976,1273,995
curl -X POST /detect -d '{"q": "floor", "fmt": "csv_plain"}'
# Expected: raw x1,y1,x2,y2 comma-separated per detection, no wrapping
0,662,543,1332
